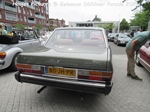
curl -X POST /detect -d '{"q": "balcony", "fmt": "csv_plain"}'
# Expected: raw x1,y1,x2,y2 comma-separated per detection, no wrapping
27,4,35,9
35,14,45,19
6,16,18,21
0,3,3,8
28,20,35,23
5,6,17,12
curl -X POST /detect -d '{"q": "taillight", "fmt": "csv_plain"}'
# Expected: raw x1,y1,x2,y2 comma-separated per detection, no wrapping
78,70,113,81
0,52,6,59
16,63,43,74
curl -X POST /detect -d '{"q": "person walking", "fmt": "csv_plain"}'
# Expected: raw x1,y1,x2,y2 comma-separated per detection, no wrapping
125,31,150,81
130,30,135,37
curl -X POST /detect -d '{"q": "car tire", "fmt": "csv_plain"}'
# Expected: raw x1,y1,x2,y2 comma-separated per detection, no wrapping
135,51,142,66
9,53,20,71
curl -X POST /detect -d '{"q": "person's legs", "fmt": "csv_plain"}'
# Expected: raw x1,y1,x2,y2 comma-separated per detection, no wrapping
126,49,142,81
126,49,136,76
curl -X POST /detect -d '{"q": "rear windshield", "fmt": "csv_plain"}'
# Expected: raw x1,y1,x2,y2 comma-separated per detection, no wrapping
45,29,106,54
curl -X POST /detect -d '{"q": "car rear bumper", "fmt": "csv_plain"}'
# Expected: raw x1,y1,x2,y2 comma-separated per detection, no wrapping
15,72,113,95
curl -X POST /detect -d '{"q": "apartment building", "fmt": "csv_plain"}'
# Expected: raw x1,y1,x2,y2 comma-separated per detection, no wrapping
49,18,65,30
0,0,49,32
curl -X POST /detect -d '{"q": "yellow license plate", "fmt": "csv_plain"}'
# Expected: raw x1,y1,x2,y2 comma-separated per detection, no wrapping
48,67,76,77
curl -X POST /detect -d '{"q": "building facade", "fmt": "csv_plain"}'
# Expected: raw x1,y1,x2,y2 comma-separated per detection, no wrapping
49,18,65,30
0,0,49,32
69,21,120,33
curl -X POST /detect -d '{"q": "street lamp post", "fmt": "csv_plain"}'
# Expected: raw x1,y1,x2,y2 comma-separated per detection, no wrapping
117,14,121,33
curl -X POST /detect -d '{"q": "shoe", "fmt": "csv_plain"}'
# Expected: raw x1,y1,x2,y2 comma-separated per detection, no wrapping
127,74,132,77
131,76,143,81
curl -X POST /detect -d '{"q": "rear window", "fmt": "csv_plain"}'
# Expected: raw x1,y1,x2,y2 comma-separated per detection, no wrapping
45,29,106,54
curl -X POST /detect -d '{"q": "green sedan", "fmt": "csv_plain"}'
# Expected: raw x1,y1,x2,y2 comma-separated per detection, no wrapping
15,27,113,95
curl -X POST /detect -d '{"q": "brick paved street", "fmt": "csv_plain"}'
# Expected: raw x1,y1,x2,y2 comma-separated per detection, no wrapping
0,54,150,112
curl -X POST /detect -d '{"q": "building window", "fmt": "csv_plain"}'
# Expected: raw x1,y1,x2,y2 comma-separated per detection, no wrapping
5,2,17,12
5,12,18,21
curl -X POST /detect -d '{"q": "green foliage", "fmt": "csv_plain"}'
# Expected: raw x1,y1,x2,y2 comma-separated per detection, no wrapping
14,24,26,29
142,2,150,18
96,17,101,22
130,11,149,30
123,0,150,30
35,24,43,30
98,23,115,30
123,0,150,18
49,26,54,31
87,20,92,22
120,18,129,31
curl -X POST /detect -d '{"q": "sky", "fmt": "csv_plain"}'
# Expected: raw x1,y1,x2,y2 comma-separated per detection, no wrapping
48,0,138,25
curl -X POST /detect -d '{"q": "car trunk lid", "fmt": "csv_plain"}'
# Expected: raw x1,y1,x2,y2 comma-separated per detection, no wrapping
17,46,108,70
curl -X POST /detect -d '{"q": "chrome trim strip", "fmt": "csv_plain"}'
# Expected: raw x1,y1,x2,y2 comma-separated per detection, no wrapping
20,74,106,88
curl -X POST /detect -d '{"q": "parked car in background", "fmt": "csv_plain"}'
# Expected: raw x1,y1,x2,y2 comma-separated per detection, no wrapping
114,33,132,46
0,29,44,71
15,27,113,95
135,41,150,72
108,33,118,42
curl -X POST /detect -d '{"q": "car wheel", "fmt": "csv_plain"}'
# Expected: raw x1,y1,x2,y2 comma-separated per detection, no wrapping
9,53,20,71
135,51,142,66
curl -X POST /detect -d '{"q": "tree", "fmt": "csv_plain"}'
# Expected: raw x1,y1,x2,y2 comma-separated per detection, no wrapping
35,24,42,30
96,17,101,22
87,20,92,22
35,24,43,34
49,26,54,31
98,23,115,31
123,0,150,30
14,23,26,29
130,11,149,30
142,2,150,19
93,15,102,22
120,18,129,32
122,0,150,18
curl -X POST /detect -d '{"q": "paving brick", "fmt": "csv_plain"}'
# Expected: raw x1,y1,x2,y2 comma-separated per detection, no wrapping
0,54,150,112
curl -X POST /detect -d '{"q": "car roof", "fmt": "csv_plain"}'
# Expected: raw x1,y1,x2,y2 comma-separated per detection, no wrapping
54,27,105,30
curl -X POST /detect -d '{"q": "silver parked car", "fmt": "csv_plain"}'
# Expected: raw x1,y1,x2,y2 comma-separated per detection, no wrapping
15,27,113,95
114,33,132,46
108,33,118,42
0,29,44,71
